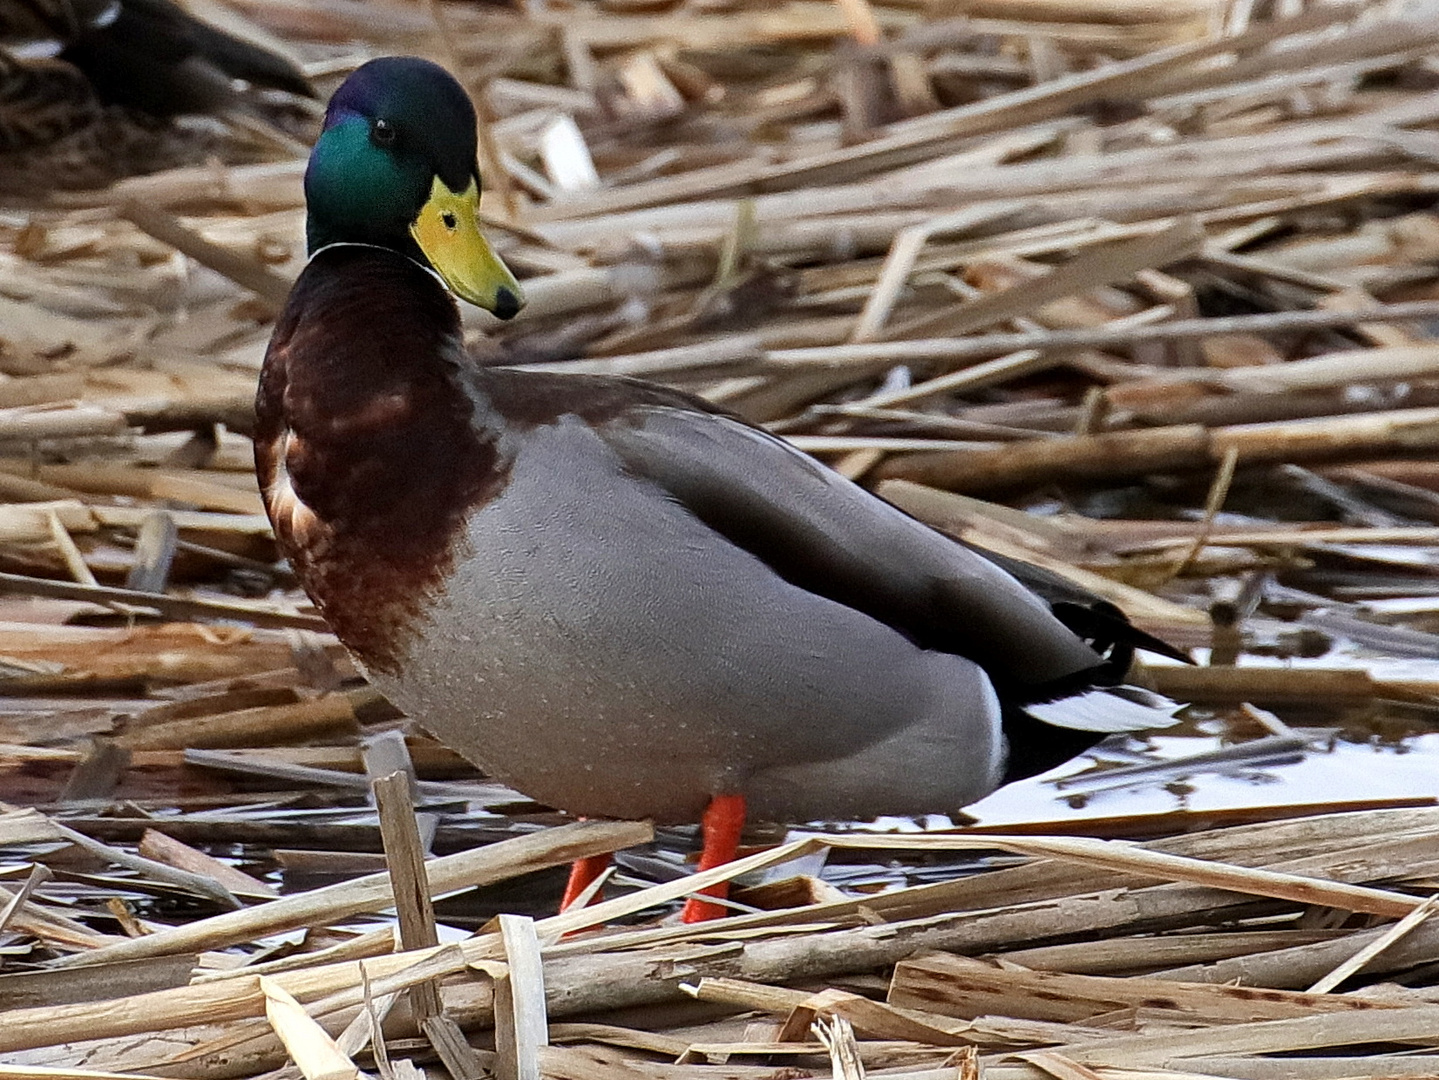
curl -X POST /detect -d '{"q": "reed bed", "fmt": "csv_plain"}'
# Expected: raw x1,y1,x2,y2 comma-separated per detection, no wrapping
0,0,1438,1077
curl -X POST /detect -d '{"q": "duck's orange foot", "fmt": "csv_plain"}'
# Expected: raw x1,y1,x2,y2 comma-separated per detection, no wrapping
680,793,746,923
561,852,612,912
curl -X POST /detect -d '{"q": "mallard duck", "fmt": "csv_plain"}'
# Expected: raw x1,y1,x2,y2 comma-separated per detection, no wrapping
256,57,1181,923
0,0,313,193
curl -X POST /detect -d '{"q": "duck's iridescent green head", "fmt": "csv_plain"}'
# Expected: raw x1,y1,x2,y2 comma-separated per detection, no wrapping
305,57,524,319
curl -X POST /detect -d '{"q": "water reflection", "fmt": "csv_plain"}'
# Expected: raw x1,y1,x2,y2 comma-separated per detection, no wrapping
971,699,1439,825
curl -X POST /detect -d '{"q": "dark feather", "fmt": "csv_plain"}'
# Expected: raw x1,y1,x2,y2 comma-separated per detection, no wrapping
0,0,313,191
54,0,313,116
965,543,1194,672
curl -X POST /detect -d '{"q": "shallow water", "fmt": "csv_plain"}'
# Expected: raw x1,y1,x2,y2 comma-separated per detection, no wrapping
972,726,1439,825
971,655,1439,826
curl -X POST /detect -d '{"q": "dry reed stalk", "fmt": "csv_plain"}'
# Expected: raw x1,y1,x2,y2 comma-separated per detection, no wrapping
1057,1005,1439,1067
371,771,442,1023
873,406,1439,492
116,694,359,751
0,573,323,631
119,204,296,308
1304,894,1439,995
888,952,1398,1024
261,977,360,1080
493,916,547,1080
44,820,650,971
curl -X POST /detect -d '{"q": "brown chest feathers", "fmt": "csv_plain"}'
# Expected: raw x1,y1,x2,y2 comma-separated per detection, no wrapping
254,246,508,674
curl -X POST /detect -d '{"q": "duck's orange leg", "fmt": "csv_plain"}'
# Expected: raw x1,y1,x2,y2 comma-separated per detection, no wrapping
560,853,612,912
680,793,746,923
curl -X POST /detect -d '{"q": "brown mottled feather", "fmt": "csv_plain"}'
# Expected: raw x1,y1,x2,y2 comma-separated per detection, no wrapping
255,246,507,675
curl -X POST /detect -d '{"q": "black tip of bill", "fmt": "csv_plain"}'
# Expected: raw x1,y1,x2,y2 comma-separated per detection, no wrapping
492,287,521,321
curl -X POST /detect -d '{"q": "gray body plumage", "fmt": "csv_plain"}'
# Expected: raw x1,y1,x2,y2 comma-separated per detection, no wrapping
367,395,1166,824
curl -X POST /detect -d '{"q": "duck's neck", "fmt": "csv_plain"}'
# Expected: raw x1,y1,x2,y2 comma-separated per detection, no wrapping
288,243,463,377
305,203,434,260
255,244,508,674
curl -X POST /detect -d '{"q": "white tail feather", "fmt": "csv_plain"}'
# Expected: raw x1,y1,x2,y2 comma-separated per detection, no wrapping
1024,685,1180,733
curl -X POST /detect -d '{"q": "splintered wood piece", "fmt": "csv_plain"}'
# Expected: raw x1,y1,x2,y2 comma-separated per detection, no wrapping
372,771,442,1021
184,947,477,1075
192,928,396,986
849,206,1015,343
261,976,361,1080
812,1015,865,1080
1057,1004,1439,1067
818,832,1433,919
1141,666,1397,704
0,884,121,951
0,864,54,936
120,202,296,307
137,828,278,899
45,508,97,588
337,963,395,1072
539,115,601,193
1306,894,1439,994
44,820,242,910
766,300,1439,371
0,571,325,632
124,511,180,595
875,405,1439,493
494,915,547,1080
615,53,685,121
4,814,1435,1061
776,987,970,1045
998,930,1353,976
683,976,814,1015
388,1061,427,1080
117,694,359,751
105,897,148,939
422,1014,489,1080
0,1068,173,1080
882,218,1205,340
0,404,129,442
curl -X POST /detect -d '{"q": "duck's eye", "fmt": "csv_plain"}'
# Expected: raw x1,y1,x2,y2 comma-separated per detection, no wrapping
371,118,396,147
441,211,458,230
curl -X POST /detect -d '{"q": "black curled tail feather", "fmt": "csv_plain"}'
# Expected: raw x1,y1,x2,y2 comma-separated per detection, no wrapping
1049,599,1193,675
962,542,1192,679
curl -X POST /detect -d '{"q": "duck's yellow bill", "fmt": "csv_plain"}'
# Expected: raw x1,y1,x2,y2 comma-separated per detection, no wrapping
410,176,524,319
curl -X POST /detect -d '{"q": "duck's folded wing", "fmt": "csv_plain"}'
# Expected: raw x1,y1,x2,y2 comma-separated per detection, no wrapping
601,406,1105,692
